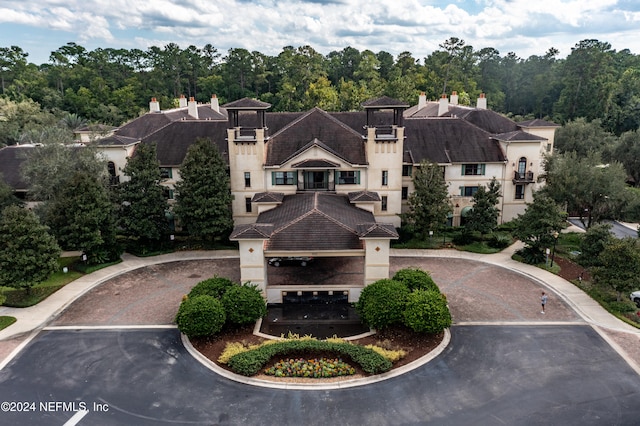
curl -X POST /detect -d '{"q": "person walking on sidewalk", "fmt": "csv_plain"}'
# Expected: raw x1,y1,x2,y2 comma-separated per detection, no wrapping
541,291,548,314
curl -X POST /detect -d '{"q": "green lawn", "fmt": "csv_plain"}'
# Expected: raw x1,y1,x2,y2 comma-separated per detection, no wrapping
0,316,17,330
1,257,84,308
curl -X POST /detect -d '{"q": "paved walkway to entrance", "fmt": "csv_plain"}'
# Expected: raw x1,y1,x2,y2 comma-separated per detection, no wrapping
0,244,639,374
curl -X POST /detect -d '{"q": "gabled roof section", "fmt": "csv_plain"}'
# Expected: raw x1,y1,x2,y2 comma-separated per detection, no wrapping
229,223,274,240
362,96,409,108
404,102,441,118
265,108,366,166
0,145,35,191
252,192,285,203
493,130,546,142
404,118,506,164
140,120,229,166
292,158,340,168
251,192,395,251
222,97,271,110
116,113,174,140
446,106,519,134
517,118,560,128
348,191,381,203
357,223,398,238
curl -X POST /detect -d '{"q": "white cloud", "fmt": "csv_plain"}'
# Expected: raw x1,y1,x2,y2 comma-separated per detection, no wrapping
0,0,639,64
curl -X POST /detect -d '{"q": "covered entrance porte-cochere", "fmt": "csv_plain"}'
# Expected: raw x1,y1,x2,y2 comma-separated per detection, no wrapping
230,192,398,303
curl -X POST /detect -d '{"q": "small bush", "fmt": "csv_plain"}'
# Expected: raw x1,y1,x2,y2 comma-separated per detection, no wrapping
175,295,226,337
188,276,235,299
393,268,439,292
486,232,512,249
452,230,476,246
221,283,267,325
355,279,410,330
606,300,637,314
515,246,545,265
403,290,452,333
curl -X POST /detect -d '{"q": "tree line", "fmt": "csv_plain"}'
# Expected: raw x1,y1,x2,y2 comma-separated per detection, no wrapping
1,38,639,138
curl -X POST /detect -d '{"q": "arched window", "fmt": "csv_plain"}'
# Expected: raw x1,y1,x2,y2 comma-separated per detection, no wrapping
518,157,527,176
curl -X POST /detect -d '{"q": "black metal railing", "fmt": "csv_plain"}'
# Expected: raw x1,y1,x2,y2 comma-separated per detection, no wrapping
513,170,534,183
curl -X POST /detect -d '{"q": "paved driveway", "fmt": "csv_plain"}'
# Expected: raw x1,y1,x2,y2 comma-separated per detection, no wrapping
1,327,639,425
1,257,640,425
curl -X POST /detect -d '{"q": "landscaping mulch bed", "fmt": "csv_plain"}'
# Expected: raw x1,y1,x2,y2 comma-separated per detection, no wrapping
191,324,444,380
554,256,590,282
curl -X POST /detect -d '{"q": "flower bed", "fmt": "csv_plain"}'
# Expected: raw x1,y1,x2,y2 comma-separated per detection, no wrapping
264,357,356,378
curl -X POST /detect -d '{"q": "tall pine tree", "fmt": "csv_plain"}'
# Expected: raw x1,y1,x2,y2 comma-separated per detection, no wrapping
118,142,169,252
174,138,233,242
0,205,60,291
403,160,451,239
465,177,502,234
47,170,121,264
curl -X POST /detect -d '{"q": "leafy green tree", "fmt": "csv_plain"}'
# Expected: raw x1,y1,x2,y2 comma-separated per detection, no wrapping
403,160,451,239
174,138,233,242
46,170,121,264
543,151,628,228
593,238,640,301
513,191,567,263
612,130,640,187
554,118,617,158
578,222,614,267
464,177,502,234
21,140,107,204
0,177,22,210
117,142,169,251
0,205,61,291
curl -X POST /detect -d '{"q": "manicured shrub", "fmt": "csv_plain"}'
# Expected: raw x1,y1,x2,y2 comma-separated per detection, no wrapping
188,276,235,299
226,339,392,376
221,283,267,325
403,289,452,333
393,268,439,292
175,295,226,337
355,279,410,330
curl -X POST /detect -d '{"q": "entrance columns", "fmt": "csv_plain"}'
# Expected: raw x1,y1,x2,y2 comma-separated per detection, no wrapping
362,238,392,287
236,239,268,295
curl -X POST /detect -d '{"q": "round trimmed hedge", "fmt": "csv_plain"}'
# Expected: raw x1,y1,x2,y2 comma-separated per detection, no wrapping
403,289,451,333
221,284,267,325
175,295,226,337
188,277,235,299
355,279,410,330
393,268,439,292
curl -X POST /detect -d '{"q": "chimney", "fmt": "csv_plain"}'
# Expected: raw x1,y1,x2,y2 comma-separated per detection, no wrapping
450,91,459,105
418,91,427,110
179,94,187,108
188,97,199,119
438,94,449,116
210,94,220,113
477,93,487,110
149,97,160,112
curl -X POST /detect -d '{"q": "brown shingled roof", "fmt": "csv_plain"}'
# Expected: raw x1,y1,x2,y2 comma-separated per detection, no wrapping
404,118,506,164
222,97,271,109
246,192,396,251
266,108,366,166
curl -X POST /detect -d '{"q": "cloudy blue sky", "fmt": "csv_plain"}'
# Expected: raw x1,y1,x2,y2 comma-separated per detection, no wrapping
2,0,640,64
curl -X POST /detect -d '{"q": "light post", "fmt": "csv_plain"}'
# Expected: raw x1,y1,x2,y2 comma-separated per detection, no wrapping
550,231,559,267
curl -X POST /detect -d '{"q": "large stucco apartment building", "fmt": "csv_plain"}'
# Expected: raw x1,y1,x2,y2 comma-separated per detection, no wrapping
0,92,558,302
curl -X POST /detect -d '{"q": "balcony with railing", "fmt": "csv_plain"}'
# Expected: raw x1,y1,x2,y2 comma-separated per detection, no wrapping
373,125,398,141
512,170,534,184
233,127,258,142
297,180,335,191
